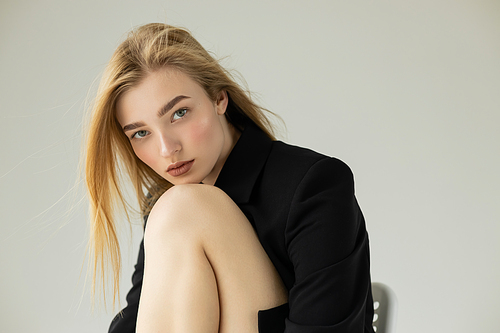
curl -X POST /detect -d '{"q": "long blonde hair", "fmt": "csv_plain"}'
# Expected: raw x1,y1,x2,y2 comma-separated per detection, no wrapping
85,23,278,306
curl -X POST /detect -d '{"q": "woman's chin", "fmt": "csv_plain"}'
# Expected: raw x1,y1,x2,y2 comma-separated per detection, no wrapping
167,177,204,186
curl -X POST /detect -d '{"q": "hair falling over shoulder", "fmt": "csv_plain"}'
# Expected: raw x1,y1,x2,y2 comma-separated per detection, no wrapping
84,23,279,306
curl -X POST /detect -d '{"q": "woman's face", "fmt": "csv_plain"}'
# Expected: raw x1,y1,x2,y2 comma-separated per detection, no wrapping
116,68,238,186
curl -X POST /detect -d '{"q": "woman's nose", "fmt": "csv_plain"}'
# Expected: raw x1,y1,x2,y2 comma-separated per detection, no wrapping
158,132,180,157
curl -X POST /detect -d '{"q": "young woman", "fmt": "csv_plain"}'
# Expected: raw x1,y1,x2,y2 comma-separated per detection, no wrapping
85,23,374,333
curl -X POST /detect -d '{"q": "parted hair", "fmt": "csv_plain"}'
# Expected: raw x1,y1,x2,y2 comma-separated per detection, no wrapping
85,23,277,306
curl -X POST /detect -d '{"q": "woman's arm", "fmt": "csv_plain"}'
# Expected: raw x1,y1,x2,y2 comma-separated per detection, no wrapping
284,158,374,332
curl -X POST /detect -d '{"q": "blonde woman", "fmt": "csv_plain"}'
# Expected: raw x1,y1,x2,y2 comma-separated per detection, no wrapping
86,23,374,333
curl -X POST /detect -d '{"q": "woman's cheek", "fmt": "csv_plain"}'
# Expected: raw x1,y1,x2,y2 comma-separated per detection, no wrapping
134,145,157,170
190,117,214,145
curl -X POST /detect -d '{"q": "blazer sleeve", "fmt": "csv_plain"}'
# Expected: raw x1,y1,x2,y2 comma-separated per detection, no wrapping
108,234,145,332
284,158,373,332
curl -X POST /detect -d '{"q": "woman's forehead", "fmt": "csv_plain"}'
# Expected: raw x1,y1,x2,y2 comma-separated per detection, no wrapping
115,69,208,122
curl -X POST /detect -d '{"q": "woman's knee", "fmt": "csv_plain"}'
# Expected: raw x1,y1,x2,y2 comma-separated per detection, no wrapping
144,184,238,244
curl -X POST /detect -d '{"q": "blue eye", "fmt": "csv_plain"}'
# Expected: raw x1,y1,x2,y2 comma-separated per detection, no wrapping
132,130,148,139
172,108,187,121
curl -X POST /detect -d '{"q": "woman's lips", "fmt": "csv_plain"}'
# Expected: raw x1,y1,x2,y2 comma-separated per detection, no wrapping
166,160,194,177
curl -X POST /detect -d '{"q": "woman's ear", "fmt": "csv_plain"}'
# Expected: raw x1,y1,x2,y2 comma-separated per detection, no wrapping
215,90,229,115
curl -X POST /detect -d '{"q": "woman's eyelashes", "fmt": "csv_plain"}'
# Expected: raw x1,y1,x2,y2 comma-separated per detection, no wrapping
172,108,188,121
131,130,149,140
129,108,188,140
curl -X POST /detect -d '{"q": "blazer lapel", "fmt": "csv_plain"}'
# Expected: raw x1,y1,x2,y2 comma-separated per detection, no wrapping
214,124,273,204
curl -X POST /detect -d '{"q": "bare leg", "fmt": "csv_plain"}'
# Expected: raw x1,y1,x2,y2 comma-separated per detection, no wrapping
136,184,288,333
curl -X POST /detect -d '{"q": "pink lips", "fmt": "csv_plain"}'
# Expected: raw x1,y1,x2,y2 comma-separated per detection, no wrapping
166,160,194,177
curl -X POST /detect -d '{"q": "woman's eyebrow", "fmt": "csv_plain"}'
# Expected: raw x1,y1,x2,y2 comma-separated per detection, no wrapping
123,95,191,132
158,95,190,118
123,121,146,132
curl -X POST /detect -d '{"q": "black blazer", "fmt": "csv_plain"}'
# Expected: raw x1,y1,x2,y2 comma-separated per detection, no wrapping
109,124,374,333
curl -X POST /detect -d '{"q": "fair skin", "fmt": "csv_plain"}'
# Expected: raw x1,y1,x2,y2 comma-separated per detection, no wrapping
116,68,288,333
116,68,239,186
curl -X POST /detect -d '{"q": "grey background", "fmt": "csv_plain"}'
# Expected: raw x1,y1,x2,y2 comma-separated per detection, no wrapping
1,0,499,332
